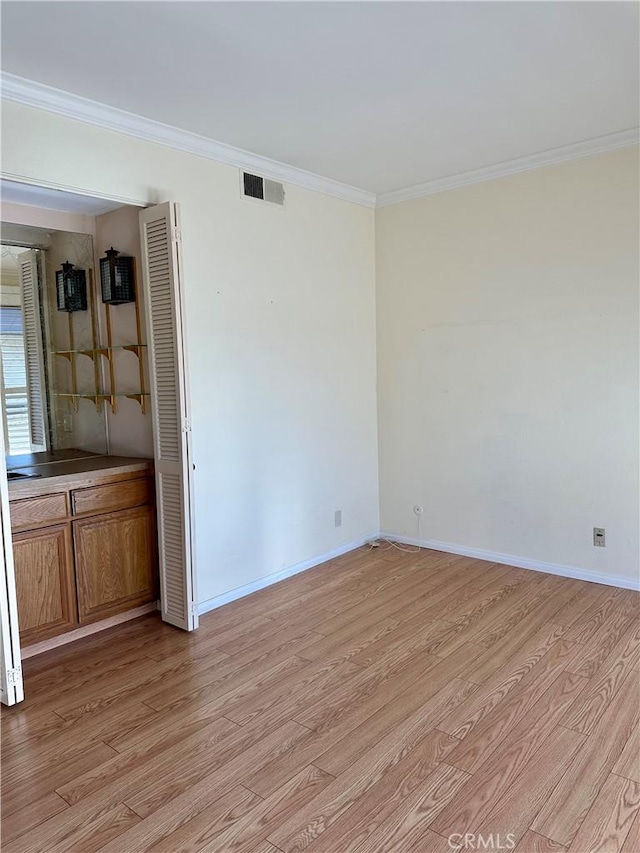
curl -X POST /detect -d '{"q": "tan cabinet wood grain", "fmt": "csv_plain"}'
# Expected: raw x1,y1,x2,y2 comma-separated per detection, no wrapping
71,478,153,517
13,524,78,645
74,505,157,624
10,492,69,533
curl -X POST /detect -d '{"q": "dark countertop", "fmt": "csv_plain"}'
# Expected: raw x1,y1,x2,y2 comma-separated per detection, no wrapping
6,449,101,469
7,453,154,498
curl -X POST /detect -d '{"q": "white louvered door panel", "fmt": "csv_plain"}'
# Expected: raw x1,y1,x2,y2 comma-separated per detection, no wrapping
139,203,197,631
0,429,23,705
18,251,47,451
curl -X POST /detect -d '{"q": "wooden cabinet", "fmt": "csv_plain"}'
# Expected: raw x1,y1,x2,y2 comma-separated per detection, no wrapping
12,524,77,646
74,505,157,624
9,461,157,646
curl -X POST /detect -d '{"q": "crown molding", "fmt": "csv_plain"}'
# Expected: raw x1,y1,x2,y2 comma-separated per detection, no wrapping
3,73,638,212
0,72,377,209
376,128,640,207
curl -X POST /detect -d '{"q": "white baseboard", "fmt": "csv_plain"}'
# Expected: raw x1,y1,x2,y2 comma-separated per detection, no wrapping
197,529,639,618
198,533,379,616
380,532,640,592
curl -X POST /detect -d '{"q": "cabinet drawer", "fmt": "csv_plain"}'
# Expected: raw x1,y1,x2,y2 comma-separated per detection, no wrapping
71,478,152,516
10,493,69,532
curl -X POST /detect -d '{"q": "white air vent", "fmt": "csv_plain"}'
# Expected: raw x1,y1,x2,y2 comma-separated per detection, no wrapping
241,172,285,206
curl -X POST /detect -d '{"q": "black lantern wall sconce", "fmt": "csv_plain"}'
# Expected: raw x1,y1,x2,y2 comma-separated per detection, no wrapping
100,247,136,305
56,261,88,312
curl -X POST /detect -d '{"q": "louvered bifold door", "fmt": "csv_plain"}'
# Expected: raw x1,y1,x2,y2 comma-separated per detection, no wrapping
0,430,23,705
18,251,47,451
139,203,197,631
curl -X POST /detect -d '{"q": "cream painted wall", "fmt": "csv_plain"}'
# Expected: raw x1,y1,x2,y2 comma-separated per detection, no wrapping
2,99,637,596
44,230,108,454
1,101,379,603
376,147,639,583
94,206,154,459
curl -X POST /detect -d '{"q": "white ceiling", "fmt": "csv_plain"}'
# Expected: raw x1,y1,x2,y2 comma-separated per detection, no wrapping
1,2,638,196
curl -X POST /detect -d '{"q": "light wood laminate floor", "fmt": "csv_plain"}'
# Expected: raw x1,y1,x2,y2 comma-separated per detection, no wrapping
2,546,639,853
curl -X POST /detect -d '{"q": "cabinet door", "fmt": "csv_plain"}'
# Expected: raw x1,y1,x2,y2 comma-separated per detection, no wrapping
13,524,77,646
74,505,157,624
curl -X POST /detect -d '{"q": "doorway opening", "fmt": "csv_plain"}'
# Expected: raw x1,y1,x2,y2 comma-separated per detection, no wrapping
0,179,197,705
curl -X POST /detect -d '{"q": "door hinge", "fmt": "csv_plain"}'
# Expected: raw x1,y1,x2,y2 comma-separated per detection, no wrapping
191,603,198,616
7,667,22,685
171,227,182,244
182,417,191,433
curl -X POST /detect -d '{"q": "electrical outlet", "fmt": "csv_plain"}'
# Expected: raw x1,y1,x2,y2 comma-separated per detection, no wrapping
334,509,342,528
63,413,73,433
413,505,424,517
593,527,606,547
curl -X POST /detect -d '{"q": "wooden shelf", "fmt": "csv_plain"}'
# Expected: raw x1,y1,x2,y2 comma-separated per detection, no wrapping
50,269,148,414
53,392,150,411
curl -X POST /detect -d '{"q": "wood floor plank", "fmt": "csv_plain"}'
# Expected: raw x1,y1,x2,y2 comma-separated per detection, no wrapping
347,616,464,669
250,843,282,853
613,722,640,783
244,670,469,800
93,782,262,853
292,643,438,732
53,803,141,853
460,619,567,685
348,762,470,853
406,829,455,852
143,651,310,715
296,615,401,664
439,626,572,740
125,720,310,820
6,720,307,853
18,651,152,702
3,742,119,817
514,830,567,852
1,701,158,778
432,670,587,839
621,811,640,853
0,707,68,752
471,725,586,849
308,565,434,639
275,557,417,620
378,561,487,627
446,640,582,773
551,586,607,629
233,661,362,731
146,786,264,853
56,716,241,807
564,590,625,644
196,765,334,853
1,791,69,845
446,578,534,630
532,672,640,847
565,613,637,680
2,547,638,853
465,589,552,650
312,650,479,776
567,773,640,853
562,620,640,735
48,650,233,722
267,728,458,853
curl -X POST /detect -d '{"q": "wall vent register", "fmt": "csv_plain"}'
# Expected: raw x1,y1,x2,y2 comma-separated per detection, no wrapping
242,172,285,206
